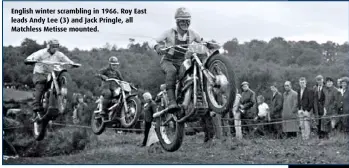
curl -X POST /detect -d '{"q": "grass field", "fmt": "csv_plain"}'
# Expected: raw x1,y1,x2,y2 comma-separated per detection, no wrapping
3,88,34,102
3,89,349,164
3,128,349,164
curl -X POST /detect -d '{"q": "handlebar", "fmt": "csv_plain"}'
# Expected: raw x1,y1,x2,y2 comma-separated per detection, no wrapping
159,41,221,52
24,60,81,68
96,74,137,90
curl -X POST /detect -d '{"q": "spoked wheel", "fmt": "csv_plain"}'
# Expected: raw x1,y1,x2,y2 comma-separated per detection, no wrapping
33,113,49,141
120,96,141,128
204,54,237,114
57,72,73,114
155,105,185,152
91,112,106,135
91,102,106,135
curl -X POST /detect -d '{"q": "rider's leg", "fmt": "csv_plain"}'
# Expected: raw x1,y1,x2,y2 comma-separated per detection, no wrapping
160,60,180,109
32,73,47,113
101,84,112,116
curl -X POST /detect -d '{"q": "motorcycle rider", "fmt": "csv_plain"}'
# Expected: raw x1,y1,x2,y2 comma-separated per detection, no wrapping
97,56,124,119
24,39,77,115
154,7,203,110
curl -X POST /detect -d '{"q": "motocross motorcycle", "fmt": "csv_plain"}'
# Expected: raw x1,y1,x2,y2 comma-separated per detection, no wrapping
24,60,81,141
91,77,142,135
152,41,237,152
154,84,200,135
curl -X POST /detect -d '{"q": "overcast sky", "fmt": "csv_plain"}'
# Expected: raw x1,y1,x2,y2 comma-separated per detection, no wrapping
3,1,349,50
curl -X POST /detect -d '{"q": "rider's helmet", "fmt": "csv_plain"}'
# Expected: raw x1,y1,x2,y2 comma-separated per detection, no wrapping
175,7,191,31
175,7,191,20
109,56,120,65
48,39,60,48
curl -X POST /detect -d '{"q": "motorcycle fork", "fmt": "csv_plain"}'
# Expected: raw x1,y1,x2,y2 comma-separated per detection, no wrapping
51,72,60,96
199,65,208,108
193,54,215,86
121,90,128,113
193,63,197,107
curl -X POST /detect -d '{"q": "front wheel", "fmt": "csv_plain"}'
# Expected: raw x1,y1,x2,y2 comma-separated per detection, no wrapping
120,96,142,128
204,54,237,115
33,116,49,141
91,102,106,135
154,108,185,152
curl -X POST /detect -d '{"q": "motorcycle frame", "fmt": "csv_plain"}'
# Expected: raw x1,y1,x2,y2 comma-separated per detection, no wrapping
95,78,135,121
176,52,219,123
37,70,66,122
153,45,224,120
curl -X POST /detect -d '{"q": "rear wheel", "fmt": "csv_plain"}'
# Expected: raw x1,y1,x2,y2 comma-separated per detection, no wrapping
57,72,73,114
33,92,50,141
155,105,185,152
204,54,237,114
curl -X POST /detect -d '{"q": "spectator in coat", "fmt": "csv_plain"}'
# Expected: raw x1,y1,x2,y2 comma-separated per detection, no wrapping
282,81,299,138
320,77,339,142
239,81,258,135
72,94,88,125
270,83,283,138
313,75,326,139
139,92,156,147
339,77,349,132
336,78,343,94
297,77,313,140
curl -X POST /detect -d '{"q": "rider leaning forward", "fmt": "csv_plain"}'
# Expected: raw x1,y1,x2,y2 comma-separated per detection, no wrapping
96,56,124,119
24,39,77,114
154,7,203,111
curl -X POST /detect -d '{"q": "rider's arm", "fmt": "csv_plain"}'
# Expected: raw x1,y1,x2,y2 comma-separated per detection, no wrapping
98,68,109,81
153,30,170,50
57,52,75,64
190,30,203,43
116,70,124,81
25,49,45,62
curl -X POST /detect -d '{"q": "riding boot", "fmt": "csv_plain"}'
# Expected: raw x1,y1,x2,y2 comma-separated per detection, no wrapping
167,89,179,110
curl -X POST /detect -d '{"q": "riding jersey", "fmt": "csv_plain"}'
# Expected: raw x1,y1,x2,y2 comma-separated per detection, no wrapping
156,27,202,63
99,66,124,81
25,48,74,75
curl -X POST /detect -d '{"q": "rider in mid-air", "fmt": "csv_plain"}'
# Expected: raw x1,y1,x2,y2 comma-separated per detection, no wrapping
154,7,203,111
96,56,124,119
25,39,77,115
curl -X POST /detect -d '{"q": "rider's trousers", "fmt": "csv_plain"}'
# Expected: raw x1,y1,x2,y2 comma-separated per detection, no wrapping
160,59,182,90
32,73,48,111
100,81,119,112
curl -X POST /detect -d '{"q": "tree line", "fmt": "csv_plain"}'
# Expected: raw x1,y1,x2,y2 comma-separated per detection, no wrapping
3,37,349,105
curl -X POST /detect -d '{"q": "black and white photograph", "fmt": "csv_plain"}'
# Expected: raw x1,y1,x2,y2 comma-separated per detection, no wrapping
2,0,349,165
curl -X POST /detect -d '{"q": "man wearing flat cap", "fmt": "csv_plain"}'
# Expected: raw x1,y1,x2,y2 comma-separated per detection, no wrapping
313,75,326,139
239,81,257,134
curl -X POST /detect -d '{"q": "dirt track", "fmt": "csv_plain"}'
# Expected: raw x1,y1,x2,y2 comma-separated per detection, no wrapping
3,132,349,164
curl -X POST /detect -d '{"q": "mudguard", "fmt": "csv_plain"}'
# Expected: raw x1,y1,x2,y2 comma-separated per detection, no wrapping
203,47,225,67
57,69,68,78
